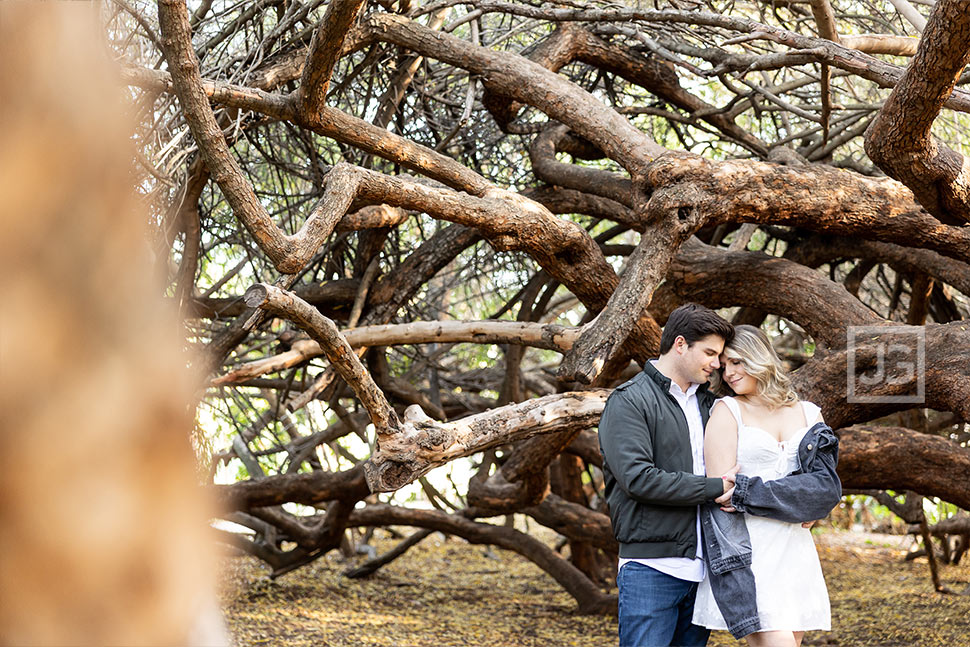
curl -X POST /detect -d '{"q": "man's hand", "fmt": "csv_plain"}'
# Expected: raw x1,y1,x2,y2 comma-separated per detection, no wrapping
716,463,740,512
720,463,739,493
801,520,818,529
715,486,736,512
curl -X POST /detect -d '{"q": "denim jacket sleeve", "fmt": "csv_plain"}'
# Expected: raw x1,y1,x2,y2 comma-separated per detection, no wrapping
730,423,842,523
699,503,761,639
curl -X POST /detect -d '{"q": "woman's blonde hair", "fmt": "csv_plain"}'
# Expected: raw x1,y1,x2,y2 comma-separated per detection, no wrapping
711,325,798,409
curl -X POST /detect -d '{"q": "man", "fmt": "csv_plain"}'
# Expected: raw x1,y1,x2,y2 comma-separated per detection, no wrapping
599,303,737,647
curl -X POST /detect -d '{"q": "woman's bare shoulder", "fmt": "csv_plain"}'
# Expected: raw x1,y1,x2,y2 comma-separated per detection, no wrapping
707,399,737,429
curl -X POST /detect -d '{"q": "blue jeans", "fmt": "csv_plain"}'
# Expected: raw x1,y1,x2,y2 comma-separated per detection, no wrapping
617,562,711,647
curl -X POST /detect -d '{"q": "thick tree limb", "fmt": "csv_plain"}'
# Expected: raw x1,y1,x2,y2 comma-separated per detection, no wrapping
559,213,697,384
221,464,370,510
529,125,633,207
364,390,610,493
336,204,409,232
466,428,584,513
663,238,882,348
522,186,637,229
909,514,970,537
840,34,920,57
839,425,970,510
643,154,970,263
865,0,970,225
791,322,970,428
808,0,840,43
523,493,617,555
188,279,358,319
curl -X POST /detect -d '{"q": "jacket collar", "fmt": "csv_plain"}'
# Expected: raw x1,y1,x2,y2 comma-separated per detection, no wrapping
643,359,713,395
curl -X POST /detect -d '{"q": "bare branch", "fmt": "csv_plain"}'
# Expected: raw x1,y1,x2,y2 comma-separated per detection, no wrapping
841,34,920,57
243,283,400,433
212,320,581,386
353,12,666,172
888,0,928,33
559,208,696,384
299,0,366,118
347,503,616,614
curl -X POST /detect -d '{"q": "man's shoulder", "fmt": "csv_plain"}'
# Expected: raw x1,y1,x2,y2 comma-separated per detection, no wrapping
605,372,660,411
611,370,662,398
613,370,648,392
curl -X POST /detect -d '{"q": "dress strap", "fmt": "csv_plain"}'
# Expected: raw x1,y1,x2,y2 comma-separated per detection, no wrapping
801,400,822,426
713,396,744,429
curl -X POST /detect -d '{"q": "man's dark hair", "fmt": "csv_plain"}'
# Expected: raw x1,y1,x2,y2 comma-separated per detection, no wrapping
659,303,734,354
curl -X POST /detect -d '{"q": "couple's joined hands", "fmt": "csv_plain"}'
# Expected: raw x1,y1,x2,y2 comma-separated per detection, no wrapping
714,464,816,529
716,463,739,509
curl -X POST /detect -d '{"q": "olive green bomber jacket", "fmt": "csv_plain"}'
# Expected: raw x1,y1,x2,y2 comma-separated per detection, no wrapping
598,361,725,559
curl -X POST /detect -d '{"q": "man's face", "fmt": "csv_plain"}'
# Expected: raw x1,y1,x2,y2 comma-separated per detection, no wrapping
674,334,725,384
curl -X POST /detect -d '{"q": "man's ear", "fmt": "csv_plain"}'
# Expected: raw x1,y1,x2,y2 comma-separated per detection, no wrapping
674,335,687,354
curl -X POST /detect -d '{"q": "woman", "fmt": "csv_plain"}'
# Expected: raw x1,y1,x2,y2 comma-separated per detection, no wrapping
692,325,831,647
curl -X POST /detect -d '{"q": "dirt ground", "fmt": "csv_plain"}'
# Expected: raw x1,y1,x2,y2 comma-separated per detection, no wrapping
219,527,970,646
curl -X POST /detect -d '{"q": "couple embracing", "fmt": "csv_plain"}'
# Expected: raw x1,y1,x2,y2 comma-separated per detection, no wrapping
599,303,842,647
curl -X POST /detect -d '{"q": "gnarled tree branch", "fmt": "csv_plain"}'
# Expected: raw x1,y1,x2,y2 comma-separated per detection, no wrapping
865,0,970,225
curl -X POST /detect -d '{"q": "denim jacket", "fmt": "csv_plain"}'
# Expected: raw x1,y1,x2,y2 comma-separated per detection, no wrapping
699,422,841,639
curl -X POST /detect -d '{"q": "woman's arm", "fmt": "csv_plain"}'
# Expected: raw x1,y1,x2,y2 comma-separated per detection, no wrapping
705,401,739,478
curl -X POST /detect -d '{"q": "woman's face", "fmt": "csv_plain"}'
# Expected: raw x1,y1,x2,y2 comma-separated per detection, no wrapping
722,355,757,396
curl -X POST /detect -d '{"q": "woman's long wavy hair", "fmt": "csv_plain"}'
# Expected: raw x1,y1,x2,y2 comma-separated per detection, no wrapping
710,325,799,409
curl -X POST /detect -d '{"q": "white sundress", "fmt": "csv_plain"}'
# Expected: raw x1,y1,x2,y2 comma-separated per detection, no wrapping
692,396,831,633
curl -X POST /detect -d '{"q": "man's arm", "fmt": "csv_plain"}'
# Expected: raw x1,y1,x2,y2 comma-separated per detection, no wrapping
599,390,728,506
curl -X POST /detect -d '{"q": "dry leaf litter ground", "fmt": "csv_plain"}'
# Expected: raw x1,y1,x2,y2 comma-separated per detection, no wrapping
220,525,970,646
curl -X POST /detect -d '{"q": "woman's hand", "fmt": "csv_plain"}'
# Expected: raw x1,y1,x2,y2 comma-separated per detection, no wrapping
716,463,740,511
714,463,741,512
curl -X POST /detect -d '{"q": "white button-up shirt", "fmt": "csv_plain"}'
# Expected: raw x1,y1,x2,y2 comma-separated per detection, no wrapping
618,361,708,582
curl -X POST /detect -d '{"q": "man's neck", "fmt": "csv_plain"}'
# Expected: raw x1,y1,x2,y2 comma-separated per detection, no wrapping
652,356,691,393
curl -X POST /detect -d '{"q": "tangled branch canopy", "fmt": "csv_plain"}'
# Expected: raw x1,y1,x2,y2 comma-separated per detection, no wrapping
108,0,970,611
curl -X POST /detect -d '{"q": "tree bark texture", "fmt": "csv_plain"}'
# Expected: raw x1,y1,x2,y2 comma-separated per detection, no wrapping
865,0,970,225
